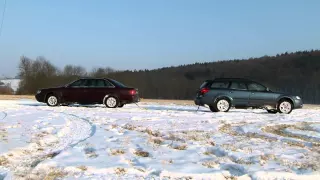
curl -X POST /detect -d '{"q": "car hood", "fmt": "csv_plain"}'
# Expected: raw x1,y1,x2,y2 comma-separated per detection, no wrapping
40,86,65,91
269,91,298,98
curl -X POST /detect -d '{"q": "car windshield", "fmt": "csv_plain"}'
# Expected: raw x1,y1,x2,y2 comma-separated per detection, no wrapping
108,79,127,88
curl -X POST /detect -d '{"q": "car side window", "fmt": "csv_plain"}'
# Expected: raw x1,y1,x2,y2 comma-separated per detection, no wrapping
103,80,114,87
94,79,113,87
69,79,87,87
247,82,266,92
95,80,105,87
86,79,96,87
211,81,230,89
230,81,247,90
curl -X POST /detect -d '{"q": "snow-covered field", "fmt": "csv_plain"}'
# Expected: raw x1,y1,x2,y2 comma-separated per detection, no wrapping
0,100,319,180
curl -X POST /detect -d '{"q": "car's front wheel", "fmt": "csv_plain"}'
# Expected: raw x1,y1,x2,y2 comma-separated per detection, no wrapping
46,94,59,107
267,109,278,114
104,96,119,108
214,98,231,112
277,100,293,114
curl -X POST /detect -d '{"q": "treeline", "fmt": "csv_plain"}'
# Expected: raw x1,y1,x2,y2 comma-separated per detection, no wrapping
17,50,320,104
16,56,115,94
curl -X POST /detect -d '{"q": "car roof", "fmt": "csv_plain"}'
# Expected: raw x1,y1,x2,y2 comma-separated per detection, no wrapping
79,77,109,80
213,78,253,82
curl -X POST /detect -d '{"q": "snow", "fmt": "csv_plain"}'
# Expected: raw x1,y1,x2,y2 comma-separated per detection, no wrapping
0,100,320,179
0,79,20,92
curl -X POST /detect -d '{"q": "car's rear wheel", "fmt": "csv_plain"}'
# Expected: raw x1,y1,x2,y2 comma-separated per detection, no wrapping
277,100,293,114
104,96,119,108
46,94,59,107
214,98,231,112
209,105,217,112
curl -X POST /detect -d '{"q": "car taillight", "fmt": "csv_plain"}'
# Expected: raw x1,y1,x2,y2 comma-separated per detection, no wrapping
130,90,136,95
200,87,210,95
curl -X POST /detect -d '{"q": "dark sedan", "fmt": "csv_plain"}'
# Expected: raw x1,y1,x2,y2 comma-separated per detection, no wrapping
35,78,140,108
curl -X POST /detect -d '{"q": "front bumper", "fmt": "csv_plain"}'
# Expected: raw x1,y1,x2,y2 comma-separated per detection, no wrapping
293,99,303,109
35,93,45,102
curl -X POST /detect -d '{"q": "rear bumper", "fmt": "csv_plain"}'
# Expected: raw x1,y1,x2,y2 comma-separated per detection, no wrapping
194,97,204,106
121,95,140,104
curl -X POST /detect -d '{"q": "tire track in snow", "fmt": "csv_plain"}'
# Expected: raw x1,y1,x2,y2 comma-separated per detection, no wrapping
0,111,7,120
58,112,96,148
0,108,96,179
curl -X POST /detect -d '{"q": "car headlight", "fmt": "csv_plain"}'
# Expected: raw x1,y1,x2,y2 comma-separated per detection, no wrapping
36,90,41,94
296,96,301,100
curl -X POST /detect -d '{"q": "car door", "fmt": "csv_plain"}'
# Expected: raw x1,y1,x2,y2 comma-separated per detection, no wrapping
62,79,88,103
247,82,276,107
228,81,251,106
85,79,115,103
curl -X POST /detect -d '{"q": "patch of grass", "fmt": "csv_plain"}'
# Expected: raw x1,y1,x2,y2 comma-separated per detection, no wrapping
180,176,193,180
185,131,211,141
203,150,212,156
0,128,8,142
0,156,9,166
146,128,161,137
219,124,238,136
259,154,276,165
221,144,238,152
110,149,125,156
46,152,60,159
134,167,146,172
233,158,254,165
260,154,275,161
245,132,277,142
170,144,188,150
84,147,98,158
43,169,67,180
224,176,238,180
296,122,320,132
134,150,150,157
278,158,320,171
208,141,215,146
264,124,320,148
166,133,185,142
285,141,306,148
77,165,88,171
202,161,218,168
115,167,127,175
219,124,231,132
123,124,136,130
149,138,163,145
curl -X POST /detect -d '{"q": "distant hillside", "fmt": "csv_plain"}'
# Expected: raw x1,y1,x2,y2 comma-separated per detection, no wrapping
105,50,320,103
16,50,320,104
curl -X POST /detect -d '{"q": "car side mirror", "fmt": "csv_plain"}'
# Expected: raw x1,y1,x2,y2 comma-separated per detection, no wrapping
266,87,270,92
